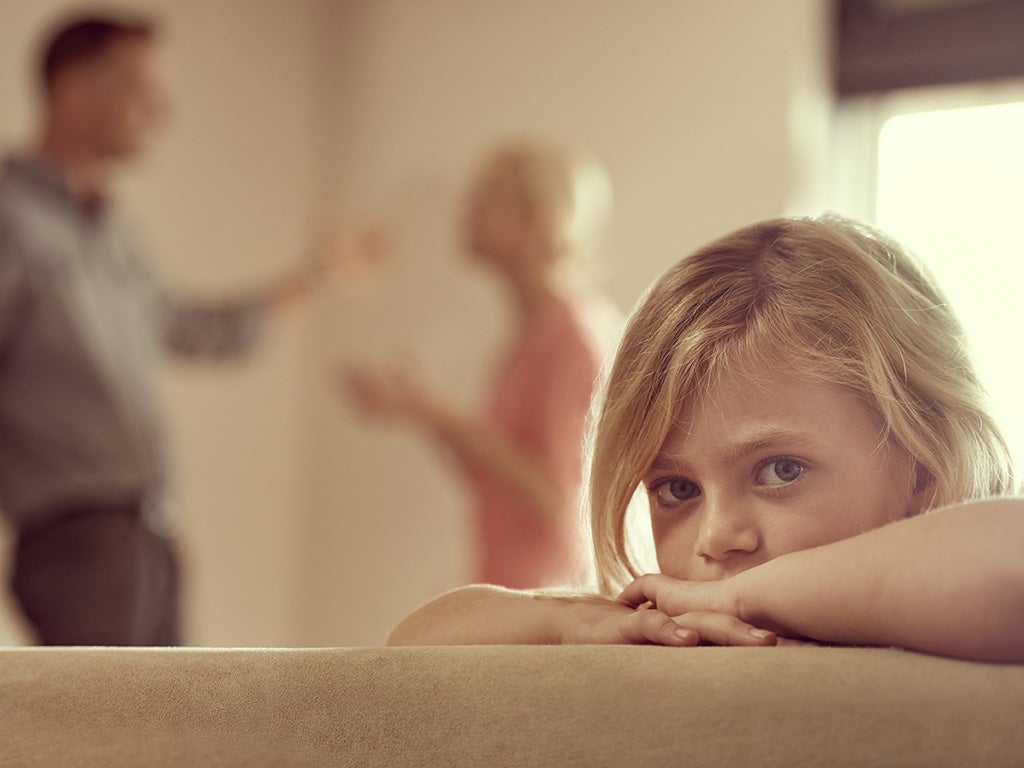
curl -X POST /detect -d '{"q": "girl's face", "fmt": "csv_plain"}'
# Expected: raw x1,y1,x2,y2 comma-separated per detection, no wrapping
642,369,927,582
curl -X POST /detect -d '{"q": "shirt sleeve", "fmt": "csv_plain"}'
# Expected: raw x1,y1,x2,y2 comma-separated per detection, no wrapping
0,238,30,357
118,224,268,361
159,290,267,360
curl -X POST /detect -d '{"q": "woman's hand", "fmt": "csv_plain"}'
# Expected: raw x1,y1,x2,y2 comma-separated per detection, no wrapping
343,366,414,421
342,365,456,429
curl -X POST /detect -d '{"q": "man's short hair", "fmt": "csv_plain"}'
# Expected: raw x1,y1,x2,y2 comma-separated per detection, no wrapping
39,14,158,93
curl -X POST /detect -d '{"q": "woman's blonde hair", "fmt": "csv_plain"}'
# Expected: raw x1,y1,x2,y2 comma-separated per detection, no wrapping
481,141,612,260
588,214,1014,593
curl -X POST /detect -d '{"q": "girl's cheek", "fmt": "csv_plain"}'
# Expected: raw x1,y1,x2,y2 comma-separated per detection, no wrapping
776,505,858,552
652,524,699,579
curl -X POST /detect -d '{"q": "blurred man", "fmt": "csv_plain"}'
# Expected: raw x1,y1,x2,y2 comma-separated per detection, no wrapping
0,13,323,645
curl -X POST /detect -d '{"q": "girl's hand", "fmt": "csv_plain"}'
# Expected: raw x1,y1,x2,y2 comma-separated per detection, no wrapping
556,594,776,647
558,595,698,646
616,573,780,647
618,573,740,618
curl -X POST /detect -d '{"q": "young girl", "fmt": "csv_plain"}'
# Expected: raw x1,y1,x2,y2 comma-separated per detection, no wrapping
388,214,1024,663
346,142,618,590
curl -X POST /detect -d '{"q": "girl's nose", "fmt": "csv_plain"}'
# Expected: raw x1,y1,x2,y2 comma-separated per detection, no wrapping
694,495,761,562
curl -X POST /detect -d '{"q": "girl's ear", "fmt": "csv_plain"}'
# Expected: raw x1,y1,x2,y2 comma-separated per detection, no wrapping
904,465,935,518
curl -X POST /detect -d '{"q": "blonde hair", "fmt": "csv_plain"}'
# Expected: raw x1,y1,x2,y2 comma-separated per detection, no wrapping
481,141,612,261
588,214,1014,593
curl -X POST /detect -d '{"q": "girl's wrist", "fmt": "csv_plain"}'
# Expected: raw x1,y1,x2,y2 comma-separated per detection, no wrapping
727,563,774,631
547,591,633,645
534,592,578,645
526,591,600,645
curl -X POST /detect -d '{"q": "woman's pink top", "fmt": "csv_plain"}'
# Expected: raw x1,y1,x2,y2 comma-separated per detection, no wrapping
470,296,601,589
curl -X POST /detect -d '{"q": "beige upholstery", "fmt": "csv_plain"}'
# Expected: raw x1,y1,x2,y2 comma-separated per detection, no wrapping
1,645,1021,766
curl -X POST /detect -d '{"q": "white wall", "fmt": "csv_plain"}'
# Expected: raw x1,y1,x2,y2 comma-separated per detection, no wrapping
0,0,831,647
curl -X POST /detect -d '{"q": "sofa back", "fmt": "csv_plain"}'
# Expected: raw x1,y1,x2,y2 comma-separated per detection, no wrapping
2,645,1022,766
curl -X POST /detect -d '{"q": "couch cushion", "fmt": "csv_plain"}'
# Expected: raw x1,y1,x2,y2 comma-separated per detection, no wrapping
1,645,1021,766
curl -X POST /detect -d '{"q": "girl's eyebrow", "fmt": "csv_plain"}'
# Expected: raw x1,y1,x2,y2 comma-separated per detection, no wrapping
720,429,825,467
646,454,687,473
647,428,826,475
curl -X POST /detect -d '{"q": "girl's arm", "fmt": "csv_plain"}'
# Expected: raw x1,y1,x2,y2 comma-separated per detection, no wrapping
386,584,777,648
622,497,1024,662
387,586,567,646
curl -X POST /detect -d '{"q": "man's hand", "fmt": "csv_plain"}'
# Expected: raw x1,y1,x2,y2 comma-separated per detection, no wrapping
272,224,394,311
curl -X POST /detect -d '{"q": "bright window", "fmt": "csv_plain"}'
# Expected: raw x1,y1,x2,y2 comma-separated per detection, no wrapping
872,94,1024,475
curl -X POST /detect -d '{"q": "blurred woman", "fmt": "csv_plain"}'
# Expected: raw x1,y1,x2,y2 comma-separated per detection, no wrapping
345,141,616,589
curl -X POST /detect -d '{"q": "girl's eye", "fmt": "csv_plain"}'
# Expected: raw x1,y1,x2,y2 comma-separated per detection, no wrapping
756,459,805,487
651,478,700,506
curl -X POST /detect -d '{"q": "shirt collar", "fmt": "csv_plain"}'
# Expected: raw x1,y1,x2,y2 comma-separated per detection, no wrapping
2,153,110,218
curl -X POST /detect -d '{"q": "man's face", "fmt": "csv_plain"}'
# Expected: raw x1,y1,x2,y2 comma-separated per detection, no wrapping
53,37,170,160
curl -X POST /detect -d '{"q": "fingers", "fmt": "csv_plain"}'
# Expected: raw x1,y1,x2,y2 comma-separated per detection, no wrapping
618,573,696,613
386,365,421,398
564,597,697,647
322,226,393,282
617,573,663,607
356,226,394,268
341,367,376,399
619,573,736,622
339,366,400,417
566,597,776,648
671,611,776,647
609,607,776,647
615,608,700,647
339,366,370,403
620,573,775,647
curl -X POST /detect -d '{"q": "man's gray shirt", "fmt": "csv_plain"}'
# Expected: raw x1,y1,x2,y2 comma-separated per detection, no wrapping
0,155,265,530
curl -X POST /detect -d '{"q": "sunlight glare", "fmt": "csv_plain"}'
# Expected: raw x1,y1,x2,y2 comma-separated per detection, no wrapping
877,100,1024,479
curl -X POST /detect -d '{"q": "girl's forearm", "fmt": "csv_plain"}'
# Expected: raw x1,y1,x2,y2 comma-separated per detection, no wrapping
387,585,564,646
738,498,1024,661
